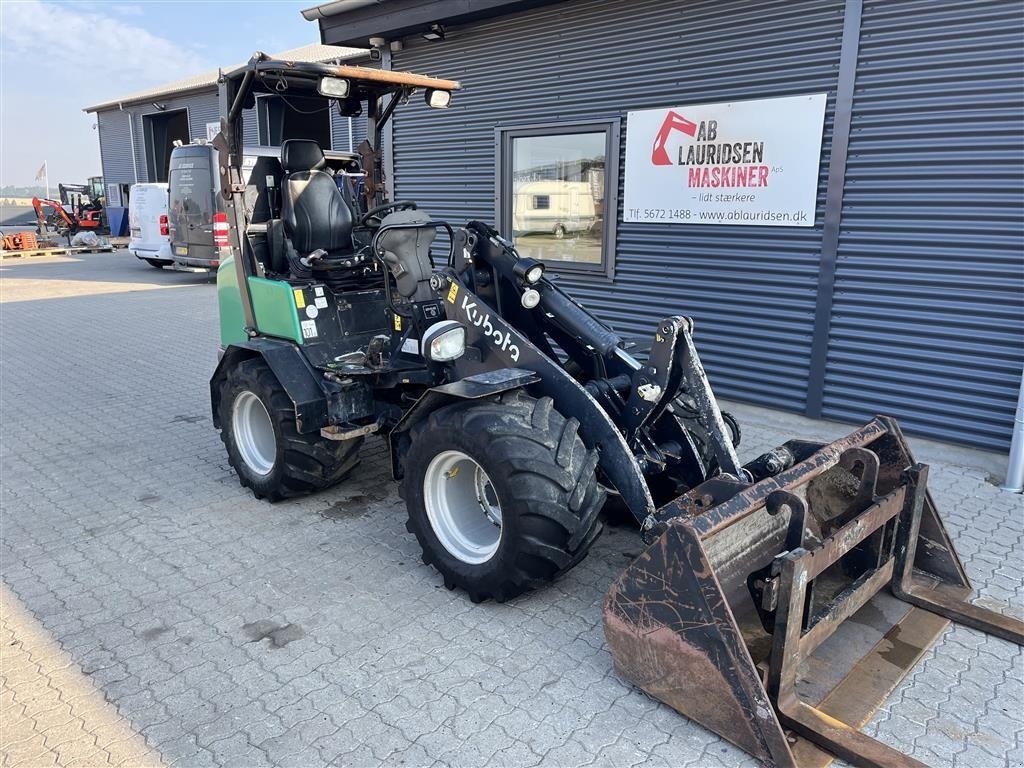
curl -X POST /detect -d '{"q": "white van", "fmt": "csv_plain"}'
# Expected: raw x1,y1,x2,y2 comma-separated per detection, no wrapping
127,183,172,268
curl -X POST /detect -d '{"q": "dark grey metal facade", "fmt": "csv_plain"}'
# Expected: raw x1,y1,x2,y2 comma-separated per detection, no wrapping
380,0,1022,451
96,110,134,185
391,0,846,414
821,0,1024,449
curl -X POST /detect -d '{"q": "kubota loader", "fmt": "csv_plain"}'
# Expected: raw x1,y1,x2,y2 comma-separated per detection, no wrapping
207,55,1023,768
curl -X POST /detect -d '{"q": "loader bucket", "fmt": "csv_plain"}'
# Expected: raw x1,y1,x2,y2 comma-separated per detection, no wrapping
604,416,1024,768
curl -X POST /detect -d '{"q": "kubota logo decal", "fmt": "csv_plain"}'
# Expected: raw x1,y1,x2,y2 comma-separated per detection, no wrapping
461,296,521,362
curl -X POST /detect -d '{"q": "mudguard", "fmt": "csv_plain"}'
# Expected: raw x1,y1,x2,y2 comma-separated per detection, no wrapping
210,338,329,434
387,367,541,479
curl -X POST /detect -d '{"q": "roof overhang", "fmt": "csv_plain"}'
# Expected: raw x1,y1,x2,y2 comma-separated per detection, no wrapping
305,0,564,48
83,44,368,113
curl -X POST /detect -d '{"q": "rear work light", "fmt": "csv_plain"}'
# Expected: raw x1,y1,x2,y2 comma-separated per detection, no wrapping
213,212,229,247
158,214,169,236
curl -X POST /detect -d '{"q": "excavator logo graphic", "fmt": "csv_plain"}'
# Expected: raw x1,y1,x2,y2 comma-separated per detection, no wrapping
651,111,697,166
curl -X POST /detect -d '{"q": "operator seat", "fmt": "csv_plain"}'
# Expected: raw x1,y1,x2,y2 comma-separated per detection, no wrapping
279,139,358,276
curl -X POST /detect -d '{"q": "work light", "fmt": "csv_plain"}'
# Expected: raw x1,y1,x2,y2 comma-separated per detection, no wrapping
513,257,545,285
425,89,452,109
318,77,351,98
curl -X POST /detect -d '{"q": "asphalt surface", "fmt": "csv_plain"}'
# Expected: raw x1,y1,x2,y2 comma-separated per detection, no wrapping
1,251,1021,767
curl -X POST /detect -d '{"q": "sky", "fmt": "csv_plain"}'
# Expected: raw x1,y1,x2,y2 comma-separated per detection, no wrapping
0,0,319,188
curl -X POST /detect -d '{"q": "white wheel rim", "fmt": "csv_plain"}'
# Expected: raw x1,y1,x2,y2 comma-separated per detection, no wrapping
232,391,276,476
423,450,502,564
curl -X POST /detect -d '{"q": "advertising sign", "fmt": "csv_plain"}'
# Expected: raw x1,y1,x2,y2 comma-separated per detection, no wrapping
206,121,220,141
623,93,827,226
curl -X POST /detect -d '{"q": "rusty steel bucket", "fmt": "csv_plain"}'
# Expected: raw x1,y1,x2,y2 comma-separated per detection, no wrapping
604,416,1024,768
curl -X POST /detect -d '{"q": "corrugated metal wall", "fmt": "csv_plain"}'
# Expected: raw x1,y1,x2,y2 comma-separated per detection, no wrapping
824,0,1024,449
96,110,135,184
97,91,361,185
95,92,222,183
331,111,367,153
392,0,846,412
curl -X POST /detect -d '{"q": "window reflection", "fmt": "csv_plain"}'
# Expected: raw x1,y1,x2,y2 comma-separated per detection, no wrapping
511,132,605,265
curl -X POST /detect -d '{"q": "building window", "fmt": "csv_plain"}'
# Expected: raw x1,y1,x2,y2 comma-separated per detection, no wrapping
498,120,619,276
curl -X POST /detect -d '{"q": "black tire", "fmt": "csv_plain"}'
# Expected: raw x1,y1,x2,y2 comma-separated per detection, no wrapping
401,391,605,602
219,358,362,501
553,224,566,239
145,259,167,269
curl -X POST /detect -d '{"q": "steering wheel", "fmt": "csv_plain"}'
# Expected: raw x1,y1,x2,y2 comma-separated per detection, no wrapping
360,200,417,227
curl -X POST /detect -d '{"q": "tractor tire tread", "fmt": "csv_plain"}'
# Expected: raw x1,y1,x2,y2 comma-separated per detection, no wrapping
401,390,604,602
219,358,362,501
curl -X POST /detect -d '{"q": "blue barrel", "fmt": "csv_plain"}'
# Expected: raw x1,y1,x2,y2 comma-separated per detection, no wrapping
107,206,129,236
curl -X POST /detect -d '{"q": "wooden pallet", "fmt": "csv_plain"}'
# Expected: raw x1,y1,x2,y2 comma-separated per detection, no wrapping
0,244,115,260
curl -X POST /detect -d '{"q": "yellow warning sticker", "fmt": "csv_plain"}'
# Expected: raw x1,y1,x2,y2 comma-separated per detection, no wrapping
447,282,459,304
293,288,306,309
393,313,402,331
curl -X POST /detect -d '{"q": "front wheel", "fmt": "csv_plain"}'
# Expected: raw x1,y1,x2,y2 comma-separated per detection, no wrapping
401,391,605,602
553,224,566,239
219,358,362,501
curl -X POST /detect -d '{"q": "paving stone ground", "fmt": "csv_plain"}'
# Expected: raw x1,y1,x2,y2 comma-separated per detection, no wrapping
1,585,162,767
1,251,1022,767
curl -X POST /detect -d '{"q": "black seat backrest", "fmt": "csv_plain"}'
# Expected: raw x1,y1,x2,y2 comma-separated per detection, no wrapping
280,139,353,256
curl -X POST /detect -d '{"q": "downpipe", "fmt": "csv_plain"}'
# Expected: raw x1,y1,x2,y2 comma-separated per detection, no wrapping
1000,366,1024,493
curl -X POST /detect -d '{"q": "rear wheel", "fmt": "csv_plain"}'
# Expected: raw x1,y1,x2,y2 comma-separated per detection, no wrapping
553,224,566,239
401,391,605,602
219,358,362,501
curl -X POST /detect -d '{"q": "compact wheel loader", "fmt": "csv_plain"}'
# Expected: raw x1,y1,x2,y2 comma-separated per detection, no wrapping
210,55,1023,767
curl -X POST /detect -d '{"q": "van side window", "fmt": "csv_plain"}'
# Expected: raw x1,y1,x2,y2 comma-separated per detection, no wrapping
533,195,550,210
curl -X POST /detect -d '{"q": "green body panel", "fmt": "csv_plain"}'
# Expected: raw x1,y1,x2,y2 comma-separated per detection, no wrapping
217,257,248,346
249,277,303,344
217,256,303,345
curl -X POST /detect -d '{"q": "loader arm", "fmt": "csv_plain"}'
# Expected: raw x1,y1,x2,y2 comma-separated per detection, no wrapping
438,270,658,521
451,222,747,513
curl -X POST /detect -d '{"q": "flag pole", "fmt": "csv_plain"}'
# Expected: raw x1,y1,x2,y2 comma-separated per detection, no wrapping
44,161,50,201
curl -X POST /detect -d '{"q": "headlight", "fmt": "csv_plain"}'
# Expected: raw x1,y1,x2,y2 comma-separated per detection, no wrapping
521,288,540,309
318,77,351,98
422,321,466,362
525,264,544,283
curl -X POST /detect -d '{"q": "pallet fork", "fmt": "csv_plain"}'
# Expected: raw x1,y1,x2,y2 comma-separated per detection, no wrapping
604,417,1024,768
